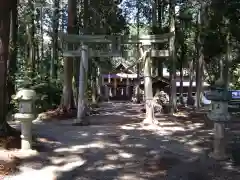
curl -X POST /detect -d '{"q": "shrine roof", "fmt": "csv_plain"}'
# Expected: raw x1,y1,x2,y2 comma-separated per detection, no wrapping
102,73,138,78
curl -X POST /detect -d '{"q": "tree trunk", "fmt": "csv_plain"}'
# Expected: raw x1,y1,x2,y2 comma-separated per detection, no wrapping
83,0,89,33
156,0,163,78
157,0,163,28
195,50,203,110
179,60,184,104
61,0,77,109
223,28,230,87
35,39,40,73
28,0,35,76
195,8,204,110
187,59,194,105
8,0,18,110
152,0,157,28
51,0,60,79
37,6,43,75
151,0,157,79
219,58,223,79
136,63,141,103
136,0,140,103
91,58,98,105
169,0,177,114
0,2,18,135
91,75,97,105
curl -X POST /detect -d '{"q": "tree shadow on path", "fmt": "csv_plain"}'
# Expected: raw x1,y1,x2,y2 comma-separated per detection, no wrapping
7,102,240,180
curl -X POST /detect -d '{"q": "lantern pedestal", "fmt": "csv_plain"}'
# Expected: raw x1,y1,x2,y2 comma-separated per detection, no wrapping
13,89,36,150
206,79,231,160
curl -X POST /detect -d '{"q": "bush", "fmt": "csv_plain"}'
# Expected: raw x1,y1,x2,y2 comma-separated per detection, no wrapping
13,73,62,113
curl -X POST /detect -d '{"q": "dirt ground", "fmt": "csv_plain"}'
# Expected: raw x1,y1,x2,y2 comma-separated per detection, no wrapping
1,102,240,179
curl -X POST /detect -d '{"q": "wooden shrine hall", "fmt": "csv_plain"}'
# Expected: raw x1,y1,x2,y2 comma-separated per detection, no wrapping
101,63,138,101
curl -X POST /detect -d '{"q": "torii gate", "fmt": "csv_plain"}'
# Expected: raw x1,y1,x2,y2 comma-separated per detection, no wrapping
59,32,172,124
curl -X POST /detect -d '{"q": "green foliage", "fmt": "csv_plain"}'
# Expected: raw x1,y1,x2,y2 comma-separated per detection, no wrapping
14,71,62,113
231,65,240,89
13,0,128,112
9,0,240,113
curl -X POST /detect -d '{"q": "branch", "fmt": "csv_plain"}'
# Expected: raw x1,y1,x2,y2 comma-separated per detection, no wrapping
125,47,151,71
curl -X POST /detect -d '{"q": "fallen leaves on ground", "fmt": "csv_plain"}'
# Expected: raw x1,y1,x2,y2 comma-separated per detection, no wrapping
0,156,21,176
38,107,77,121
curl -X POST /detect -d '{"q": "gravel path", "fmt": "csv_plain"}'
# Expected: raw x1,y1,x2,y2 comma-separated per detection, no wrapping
3,102,240,180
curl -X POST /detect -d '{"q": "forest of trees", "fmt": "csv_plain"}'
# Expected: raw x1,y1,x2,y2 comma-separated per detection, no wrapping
1,0,240,134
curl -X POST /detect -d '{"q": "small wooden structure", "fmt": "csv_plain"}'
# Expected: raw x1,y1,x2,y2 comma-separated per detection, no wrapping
101,63,138,100
139,76,170,94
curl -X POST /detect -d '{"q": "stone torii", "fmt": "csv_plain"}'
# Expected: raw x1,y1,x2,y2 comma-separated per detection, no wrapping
59,33,172,125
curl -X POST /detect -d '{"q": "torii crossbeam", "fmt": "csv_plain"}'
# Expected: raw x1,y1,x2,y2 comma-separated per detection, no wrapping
59,32,173,125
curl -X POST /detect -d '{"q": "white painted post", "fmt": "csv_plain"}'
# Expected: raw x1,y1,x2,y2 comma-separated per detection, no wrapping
108,73,111,83
101,75,104,85
104,85,109,101
143,54,155,124
126,77,130,96
96,67,101,96
109,87,112,97
76,44,88,123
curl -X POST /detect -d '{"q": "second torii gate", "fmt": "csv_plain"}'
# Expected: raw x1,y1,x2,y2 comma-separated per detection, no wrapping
59,33,172,125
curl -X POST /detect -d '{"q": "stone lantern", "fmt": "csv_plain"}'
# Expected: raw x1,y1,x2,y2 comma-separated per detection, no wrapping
206,78,231,160
14,89,37,150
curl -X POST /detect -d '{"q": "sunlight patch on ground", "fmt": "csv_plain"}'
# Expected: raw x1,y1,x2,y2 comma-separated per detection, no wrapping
106,154,119,160
160,126,185,131
190,147,202,153
12,151,86,179
50,154,84,165
187,123,203,130
54,141,122,153
119,123,181,136
3,149,39,159
120,124,138,130
222,161,240,173
79,132,89,136
173,112,189,117
124,143,146,148
134,143,146,147
96,132,105,136
118,118,208,141
59,160,86,172
186,139,202,145
11,166,57,180
178,139,188,143
117,174,141,180
15,160,86,179
119,134,129,141
96,164,123,171
54,141,105,152
157,122,177,126
118,151,134,159
138,123,186,136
